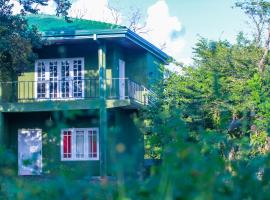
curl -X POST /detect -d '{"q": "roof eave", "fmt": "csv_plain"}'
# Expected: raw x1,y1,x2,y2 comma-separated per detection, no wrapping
42,28,171,64
125,29,171,64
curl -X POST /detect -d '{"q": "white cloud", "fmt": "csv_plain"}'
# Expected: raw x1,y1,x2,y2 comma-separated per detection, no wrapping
10,0,56,15
68,0,122,24
142,0,188,66
38,0,57,15
12,0,112,21
10,0,23,14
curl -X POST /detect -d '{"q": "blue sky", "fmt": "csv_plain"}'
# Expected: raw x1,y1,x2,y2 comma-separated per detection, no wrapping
172,1,246,56
168,0,248,62
108,0,249,63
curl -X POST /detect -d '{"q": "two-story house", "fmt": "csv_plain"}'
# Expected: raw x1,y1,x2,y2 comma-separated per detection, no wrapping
0,15,169,178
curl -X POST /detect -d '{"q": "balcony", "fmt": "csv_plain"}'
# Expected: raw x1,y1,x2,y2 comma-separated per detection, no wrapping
0,78,151,112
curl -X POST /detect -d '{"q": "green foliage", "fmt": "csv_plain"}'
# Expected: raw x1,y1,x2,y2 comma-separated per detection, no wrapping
138,35,270,199
0,0,71,80
235,0,270,45
0,13,41,79
235,0,270,20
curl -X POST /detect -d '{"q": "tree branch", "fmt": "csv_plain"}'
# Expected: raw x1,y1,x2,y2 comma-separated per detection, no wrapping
258,22,270,73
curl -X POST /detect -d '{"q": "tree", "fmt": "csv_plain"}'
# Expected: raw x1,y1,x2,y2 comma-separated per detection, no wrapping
0,0,71,80
236,0,270,73
107,3,149,34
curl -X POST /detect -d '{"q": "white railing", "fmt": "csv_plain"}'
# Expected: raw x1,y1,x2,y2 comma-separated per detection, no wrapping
128,80,153,105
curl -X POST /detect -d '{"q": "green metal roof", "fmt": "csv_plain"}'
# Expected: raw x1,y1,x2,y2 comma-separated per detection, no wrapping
27,14,124,34
27,15,170,64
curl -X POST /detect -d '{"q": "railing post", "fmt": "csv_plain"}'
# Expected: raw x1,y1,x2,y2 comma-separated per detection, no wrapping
146,88,149,105
98,43,108,177
0,82,2,103
127,79,129,99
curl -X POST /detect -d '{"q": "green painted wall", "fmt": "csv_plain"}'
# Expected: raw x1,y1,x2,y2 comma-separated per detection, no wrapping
5,108,143,178
120,48,164,88
125,50,147,85
18,72,35,100
146,52,164,88
6,111,100,178
108,108,144,177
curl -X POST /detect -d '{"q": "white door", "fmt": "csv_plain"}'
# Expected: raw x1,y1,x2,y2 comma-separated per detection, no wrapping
119,59,126,100
18,129,42,175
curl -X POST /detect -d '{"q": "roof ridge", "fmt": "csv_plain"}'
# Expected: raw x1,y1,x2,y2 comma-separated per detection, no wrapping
26,14,125,29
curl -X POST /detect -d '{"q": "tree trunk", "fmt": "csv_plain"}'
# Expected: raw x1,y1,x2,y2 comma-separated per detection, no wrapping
258,23,270,73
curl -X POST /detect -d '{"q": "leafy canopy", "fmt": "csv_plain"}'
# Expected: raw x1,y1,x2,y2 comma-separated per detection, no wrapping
0,0,71,79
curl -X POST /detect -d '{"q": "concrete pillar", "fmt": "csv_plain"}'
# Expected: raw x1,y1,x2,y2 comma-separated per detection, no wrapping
98,43,108,177
0,112,4,147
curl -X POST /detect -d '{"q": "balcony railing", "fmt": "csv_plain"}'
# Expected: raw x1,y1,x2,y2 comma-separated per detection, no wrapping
0,78,151,105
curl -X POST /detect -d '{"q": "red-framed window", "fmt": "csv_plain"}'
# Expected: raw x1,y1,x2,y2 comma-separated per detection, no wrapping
61,128,99,161
63,130,72,158
88,130,98,158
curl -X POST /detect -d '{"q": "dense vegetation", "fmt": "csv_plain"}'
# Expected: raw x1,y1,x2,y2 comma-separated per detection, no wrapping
2,0,270,199
141,37,270,199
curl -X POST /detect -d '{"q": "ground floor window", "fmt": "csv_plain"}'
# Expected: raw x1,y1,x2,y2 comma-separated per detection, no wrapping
61,128,99,161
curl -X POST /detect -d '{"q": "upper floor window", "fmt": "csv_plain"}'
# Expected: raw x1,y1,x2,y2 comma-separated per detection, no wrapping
61,128,99,161
35,58,84,99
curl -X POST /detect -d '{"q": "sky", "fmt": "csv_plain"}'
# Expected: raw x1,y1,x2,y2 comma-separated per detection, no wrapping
12,0,250,65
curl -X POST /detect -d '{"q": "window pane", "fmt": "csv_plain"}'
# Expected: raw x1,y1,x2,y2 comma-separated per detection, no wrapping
61,61,70,98
63,131,72,158
68,132,71,158
37,83,46,98
37,62,46,98
49,61,58,98
88,130,97,158
76,131,84,158
73,59,83,98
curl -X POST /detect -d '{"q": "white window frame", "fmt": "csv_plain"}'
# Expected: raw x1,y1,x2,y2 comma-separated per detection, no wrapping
34,57,85,100
60,128,99,161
